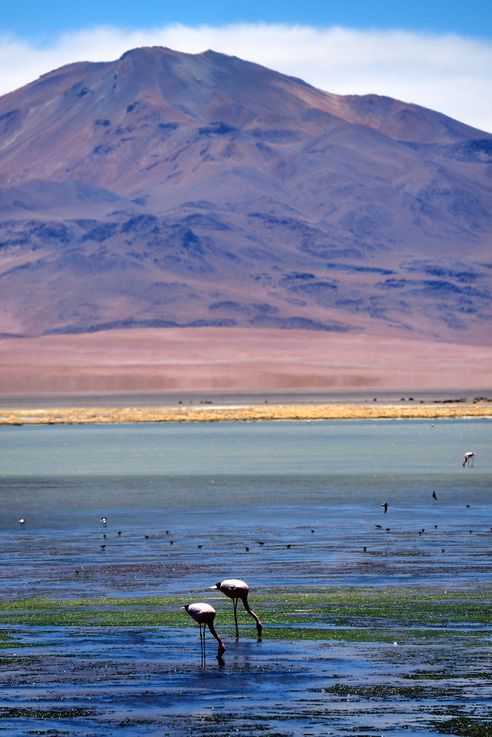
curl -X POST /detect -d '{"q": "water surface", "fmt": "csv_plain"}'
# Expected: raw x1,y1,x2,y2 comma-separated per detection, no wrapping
0,419,490,736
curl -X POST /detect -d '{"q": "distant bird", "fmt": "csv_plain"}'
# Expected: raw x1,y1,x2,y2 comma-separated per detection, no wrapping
432,491,438,500
100,516,107,526
18,518,26,526
211,579,263,638
375,524,383,529
381,502,389,514
182,603,225,660
463,451,475,468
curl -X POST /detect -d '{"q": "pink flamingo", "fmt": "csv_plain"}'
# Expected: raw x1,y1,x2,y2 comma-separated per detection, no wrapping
211,578,262,638
463,451,475,468
182,603,225,660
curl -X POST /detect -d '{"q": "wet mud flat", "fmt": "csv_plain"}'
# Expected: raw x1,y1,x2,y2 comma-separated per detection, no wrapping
1,516,491,737
1,506,492,736
1,585,491,737
0,631,490,737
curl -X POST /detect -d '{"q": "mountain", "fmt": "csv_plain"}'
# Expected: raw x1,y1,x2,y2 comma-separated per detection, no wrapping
0,46,491,343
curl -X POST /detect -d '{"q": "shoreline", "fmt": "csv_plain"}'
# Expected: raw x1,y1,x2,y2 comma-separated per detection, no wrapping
1,401,491,425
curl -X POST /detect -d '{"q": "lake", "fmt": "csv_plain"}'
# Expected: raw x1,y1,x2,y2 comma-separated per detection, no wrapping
0,419,490,736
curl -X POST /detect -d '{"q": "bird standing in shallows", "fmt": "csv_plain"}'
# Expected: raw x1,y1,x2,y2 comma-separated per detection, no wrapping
211,579,263,638
463,451,475,468
381,501,389,514
182,603,225,660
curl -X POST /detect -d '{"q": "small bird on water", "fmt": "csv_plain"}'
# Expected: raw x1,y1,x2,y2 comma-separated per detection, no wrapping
211,578,263,638
182,602,225,660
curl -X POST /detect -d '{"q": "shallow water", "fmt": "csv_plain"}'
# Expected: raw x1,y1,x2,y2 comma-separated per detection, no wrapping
0,419,491,735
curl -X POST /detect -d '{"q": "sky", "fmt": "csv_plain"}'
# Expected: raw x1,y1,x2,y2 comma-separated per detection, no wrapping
1,0,492,131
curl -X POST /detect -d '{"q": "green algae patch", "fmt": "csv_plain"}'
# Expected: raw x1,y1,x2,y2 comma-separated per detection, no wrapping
0,586,490,636
404,670,492,681
0,631,17,649
316,683,451,699
0,594,185,611
0,595,188,627
432,717,492,737
0,706,93,720
253,587,492,627
256,626,396,643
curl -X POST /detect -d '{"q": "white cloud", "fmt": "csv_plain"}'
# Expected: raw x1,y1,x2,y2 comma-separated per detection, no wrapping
1,23,491,132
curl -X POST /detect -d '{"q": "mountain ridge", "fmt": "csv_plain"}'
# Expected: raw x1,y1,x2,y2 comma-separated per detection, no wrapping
0,46,491,342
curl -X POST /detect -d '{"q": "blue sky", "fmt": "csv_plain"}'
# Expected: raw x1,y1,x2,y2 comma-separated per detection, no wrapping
3,0,492,39
1,1,491,131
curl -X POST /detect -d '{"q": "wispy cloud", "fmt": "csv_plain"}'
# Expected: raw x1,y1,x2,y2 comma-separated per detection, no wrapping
1,23,491,132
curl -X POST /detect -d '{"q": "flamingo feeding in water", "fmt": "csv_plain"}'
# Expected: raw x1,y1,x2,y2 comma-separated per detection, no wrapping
211,579,263,638
182,603,225,660
463,451,475,468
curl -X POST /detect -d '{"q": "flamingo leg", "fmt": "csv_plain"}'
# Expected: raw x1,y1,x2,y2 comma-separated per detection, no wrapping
233,598,239,638
200,623,206,665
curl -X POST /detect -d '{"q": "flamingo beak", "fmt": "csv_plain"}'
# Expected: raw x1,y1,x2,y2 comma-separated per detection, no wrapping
209,585,218,589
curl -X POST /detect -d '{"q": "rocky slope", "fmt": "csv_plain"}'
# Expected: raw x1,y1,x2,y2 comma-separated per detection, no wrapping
0,47,491,341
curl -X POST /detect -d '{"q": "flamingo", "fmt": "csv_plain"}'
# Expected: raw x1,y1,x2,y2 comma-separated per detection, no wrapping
463,451,475,468
381,502,389,514
211,579,262,638
182,602,225,660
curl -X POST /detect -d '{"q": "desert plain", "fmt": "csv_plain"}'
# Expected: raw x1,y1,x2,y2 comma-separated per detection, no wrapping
0,327,491,423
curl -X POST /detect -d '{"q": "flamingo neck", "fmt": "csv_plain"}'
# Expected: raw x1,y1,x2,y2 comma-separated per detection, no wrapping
241,594,263,635
207,621,226,656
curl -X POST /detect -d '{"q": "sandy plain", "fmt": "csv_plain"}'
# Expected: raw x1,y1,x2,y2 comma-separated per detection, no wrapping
1,327,492,392
1,328,491,423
